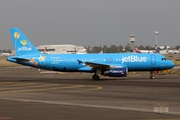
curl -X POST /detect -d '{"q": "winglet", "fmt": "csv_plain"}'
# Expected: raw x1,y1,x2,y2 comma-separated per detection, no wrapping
77,60,83,64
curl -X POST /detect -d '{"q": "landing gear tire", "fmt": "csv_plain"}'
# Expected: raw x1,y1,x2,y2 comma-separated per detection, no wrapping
150,76,155,79
92,75,100,80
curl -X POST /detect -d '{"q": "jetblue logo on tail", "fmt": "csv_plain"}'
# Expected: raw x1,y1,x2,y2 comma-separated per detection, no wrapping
14,32,33,52
10,28,40,56
18,46,32,51
121,55,147,64
18,40,32,51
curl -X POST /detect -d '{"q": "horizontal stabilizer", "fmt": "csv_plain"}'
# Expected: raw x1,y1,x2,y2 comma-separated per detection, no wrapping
9,56,30,62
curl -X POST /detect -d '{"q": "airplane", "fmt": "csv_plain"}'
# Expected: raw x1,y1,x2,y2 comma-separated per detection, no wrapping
134,46,170,55
134,46,153,53
7,28,175,80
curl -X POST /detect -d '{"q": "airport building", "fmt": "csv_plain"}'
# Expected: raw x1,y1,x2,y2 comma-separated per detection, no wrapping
36,44,87,54
158,46,170,49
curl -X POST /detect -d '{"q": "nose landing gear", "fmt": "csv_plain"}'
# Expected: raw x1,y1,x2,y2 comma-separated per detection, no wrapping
150,71,155,79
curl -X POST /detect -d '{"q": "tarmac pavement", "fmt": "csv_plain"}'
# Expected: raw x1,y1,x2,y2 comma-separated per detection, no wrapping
0,67,180,120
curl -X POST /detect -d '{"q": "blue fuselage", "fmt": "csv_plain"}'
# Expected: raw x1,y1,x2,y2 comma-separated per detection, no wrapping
7,53,174,72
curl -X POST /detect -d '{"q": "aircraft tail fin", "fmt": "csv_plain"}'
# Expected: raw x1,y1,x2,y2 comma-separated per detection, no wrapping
10,28,40,56
134,46,141,53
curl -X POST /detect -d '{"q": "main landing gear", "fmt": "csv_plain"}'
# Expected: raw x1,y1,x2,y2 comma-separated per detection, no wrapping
150,71,155,79
92,74,100,80
92,70,101,80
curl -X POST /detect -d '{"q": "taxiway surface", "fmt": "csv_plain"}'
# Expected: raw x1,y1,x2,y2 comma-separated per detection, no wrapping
0,67,180,120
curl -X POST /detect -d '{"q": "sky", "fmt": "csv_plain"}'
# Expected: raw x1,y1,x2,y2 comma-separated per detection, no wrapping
0,0,180,49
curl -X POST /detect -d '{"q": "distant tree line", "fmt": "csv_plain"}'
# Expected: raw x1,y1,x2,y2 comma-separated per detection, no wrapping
87,44,180,53
1,45,180,54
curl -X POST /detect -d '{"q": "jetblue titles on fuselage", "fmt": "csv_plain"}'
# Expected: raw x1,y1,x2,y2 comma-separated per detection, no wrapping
121,55,147,64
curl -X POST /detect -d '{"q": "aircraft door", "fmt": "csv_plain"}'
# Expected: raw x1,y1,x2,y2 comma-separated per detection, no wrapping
151,55,156,65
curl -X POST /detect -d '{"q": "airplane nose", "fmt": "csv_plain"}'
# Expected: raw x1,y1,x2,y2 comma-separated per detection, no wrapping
169,61,175,69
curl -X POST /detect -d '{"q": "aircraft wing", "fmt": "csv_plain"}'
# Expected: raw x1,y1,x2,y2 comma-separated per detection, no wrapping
78,60,126,70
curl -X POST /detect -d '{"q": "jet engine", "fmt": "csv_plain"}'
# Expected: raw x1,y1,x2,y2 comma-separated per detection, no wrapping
102,68,128,77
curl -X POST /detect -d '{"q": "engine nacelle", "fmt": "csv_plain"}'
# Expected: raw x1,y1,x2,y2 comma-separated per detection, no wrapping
103,68,128,77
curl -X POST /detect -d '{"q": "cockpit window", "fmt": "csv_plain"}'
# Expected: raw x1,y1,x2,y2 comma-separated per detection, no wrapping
161,58,167,60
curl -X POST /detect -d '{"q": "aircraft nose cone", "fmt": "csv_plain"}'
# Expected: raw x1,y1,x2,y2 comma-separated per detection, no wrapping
169,61,175,69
